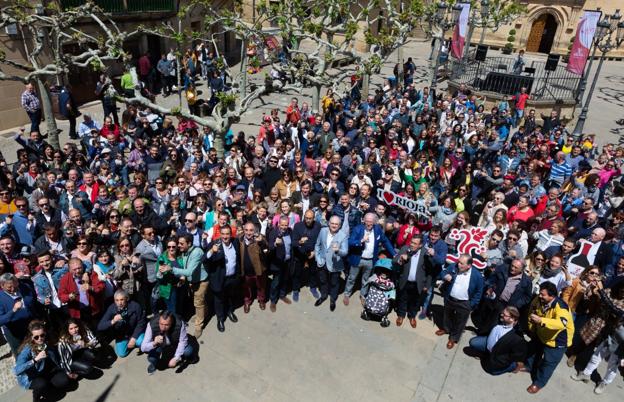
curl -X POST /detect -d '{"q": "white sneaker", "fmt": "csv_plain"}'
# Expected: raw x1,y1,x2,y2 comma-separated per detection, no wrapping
594,382,607,395
570,372,590,382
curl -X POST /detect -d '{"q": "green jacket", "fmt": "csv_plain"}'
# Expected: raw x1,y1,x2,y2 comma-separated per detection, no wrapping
173,246,207,283
121,72,134,90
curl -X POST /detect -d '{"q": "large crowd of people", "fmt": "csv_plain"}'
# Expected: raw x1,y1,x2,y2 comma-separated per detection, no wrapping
3,46,624,401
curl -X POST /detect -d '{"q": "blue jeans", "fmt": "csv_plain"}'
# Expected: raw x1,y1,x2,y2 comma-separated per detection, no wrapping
27,109,41,133
115,333,145,357
526,340,566,388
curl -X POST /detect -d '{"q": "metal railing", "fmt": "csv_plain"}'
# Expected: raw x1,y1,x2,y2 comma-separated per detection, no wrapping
447,55,582,102
60,0,175,13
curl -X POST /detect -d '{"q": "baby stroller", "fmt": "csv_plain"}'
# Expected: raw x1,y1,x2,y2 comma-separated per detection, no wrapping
360,258,396,327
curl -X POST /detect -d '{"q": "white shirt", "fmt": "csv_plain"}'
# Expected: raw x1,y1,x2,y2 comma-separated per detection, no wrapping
450,269,472,300
44,271,62,308
588,241,601,266
301,197,310,214
486,324,513,352
362,229,375,259
326,232,335,250
223,242,237,276
407,250,421,282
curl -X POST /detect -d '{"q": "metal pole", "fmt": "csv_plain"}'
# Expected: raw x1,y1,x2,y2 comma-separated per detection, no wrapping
463,20,475,61
574,43,599,104
431,31,443,89
573,50,605,136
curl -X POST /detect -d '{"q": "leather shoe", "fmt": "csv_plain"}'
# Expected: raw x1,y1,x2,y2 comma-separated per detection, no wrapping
446,340,456,349
513,362,528,373
435,329,448,336
314,297,327,307
280,296,292,305
526,384,541,394
270,302,276,312
259,302,266,310
396,316,404,326
409,318,417,328
217,320,225,333
243,304,250,314
330,301,336,311
228,312,238,323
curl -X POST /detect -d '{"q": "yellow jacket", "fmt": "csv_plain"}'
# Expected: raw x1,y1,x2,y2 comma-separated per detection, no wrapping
528,297,574,348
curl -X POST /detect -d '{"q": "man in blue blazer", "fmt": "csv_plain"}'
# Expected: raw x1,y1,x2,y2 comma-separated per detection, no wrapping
436,253,484,349
0,273,36,355
314,216,349,311
344,213,395,306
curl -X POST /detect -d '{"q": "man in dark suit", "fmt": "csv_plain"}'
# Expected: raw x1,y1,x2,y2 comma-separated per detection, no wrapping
393,234,427,328
59,85,79,139
468,306,528,375
472,258,533,335
589,228,610,268
34,197,63,238
240,166,266,198
206,225,240,333
291,180,320,216
436,254,484,349
267,216,294,311
291,210,322,301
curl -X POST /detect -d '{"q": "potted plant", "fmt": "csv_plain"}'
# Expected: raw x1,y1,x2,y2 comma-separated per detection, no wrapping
216,92,238,113
503,29,516,54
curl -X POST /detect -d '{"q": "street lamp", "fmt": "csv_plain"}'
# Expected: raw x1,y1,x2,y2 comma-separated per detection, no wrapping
573,11,624,137
430,1,462,90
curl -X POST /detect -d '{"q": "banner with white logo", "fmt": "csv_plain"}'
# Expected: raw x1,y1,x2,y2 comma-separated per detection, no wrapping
451,3,471,59
566,10,601,75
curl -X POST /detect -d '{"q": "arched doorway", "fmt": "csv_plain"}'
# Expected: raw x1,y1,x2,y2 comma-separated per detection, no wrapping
526,13,558,53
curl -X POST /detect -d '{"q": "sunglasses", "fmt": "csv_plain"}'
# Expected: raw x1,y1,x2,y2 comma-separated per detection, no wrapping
110,215,119,219
32,334,46,340
508,237,518,241
16,204,27,208
39,203,49,207
185,219,195,223
78,242,88,245
167,245,177,249
119,244,131,248
588,271,600,276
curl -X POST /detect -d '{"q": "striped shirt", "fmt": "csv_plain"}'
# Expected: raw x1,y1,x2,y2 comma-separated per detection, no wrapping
548,161,572,184
21,90,40,113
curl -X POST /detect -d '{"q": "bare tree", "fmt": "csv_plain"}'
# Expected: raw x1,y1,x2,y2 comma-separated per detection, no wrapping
0,1,139,148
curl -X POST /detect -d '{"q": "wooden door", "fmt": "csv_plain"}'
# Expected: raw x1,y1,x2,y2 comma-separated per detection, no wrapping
526,15,547,52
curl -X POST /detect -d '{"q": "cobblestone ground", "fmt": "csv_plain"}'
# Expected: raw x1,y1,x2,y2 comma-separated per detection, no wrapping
0,343,16,394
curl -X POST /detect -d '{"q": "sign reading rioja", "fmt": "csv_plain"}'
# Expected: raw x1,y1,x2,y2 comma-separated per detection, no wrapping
376,188,419,213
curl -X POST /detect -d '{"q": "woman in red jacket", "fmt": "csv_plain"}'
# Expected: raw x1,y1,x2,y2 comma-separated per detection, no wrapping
58,258,105,322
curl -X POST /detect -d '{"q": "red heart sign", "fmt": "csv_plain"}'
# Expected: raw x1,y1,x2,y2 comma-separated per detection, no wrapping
383,191,394,204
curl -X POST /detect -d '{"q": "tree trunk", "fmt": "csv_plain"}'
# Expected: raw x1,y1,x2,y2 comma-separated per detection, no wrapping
36,78,60,149
239,39,248,98
362,73,370,100
213,128,225,157
312,85,321,113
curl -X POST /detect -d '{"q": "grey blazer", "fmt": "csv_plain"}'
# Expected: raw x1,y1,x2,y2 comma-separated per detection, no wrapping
314,227,349,272
135,239,161,283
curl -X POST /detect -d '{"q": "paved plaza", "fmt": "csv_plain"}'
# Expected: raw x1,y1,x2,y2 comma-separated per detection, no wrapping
0,40,623,402
1,291,622,402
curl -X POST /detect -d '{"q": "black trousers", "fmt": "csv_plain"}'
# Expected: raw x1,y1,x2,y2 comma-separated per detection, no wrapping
443,297,472,342
269,261,290,303
70,348,95,376
472,298,506,336
67,115,77,138
213,275,239,321
30,367,70,400
318,268,341,302
292,256,319,292
397,281,422,319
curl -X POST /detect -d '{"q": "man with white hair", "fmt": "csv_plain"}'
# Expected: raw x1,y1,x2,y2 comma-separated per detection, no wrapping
314,216,349,311
588,227,611,270
344,212,396,305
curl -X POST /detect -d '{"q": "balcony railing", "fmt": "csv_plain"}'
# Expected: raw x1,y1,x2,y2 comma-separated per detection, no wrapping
60,0,176,14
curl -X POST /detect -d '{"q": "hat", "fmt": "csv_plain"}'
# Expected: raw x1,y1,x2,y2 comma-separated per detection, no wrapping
385,168,394,175
263,115,271,123
101,148,112,154
235,184,245,191
374,258,393,271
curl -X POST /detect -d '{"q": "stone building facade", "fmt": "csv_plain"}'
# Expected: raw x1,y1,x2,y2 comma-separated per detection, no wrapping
473,0,623,58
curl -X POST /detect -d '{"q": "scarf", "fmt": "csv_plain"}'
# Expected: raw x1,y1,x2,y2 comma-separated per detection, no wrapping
541,265,561,279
